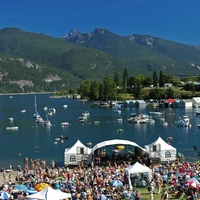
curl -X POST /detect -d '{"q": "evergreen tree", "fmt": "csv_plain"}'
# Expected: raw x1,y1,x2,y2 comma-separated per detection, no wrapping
113,70,121,87
102,76,117,101
134,78,142,99
122,67,128,93
159,70,165,87
153,70,159,87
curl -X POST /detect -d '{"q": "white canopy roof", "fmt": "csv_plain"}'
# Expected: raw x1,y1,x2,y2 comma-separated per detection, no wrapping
65,139,92,154
126,162,152,174
125,162,152,188
145,137,176,151
92,139,146,153
26,187,71,200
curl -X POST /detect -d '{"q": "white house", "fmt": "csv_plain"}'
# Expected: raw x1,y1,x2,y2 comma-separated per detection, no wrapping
64,140,92,166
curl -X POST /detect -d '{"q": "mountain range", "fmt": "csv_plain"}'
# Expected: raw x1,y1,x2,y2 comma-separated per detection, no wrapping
0,27,200,93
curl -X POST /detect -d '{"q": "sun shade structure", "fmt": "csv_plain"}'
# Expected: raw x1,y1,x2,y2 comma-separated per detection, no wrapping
145,137,177,162
26,186,71,200
92,139,146,153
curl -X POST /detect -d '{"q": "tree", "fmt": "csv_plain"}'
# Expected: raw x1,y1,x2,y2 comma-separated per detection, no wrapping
159,70,165,87
113,70,121,87
122,67,128,93
153,71,158,87
90,80,99,100
165,87,175,99
102,76,117,101
133,78,142,99
78,80,91,99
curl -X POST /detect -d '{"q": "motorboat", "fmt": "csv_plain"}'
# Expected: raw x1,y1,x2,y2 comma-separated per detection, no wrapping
82,111,90,117
35,116,45,124
197,124,200,128
149,111,164,115
114,109,121,114
45,120,52,126
195,111,200,115
9,117,14,122
21,110,26,113
93,121,100,125
63,104,68,108
6,126,18,131
61,122,69,127
117,117,123,122
127,113,150,123
175,115,191,127
55,135,68,140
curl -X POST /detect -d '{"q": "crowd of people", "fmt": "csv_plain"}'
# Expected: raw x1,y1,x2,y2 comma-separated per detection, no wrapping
1,158,200,200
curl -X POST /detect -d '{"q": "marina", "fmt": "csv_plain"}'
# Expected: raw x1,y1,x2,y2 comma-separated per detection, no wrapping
0,93,200,169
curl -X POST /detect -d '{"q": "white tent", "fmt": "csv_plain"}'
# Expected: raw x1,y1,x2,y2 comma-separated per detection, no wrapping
92,139,146,153
25,187,71,200
64,139,92,166
125,162,152,189
145,137,177,162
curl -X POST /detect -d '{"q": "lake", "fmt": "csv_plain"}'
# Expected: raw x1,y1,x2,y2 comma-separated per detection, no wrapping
0,93,200,169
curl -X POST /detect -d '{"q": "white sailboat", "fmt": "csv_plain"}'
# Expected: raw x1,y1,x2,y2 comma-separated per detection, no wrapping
33,95,40,118
45,114,52,126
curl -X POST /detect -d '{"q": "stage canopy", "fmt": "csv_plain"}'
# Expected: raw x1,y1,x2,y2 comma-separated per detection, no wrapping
92,139,146,153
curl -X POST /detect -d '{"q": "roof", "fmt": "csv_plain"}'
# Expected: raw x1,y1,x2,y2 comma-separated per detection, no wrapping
65,139,92,154
92,139,146,153
145,137,176,151
125,162,152,173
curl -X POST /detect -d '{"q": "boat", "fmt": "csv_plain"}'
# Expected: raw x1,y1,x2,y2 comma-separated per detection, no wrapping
55,135,68,140
6,126,18,131
149,111,164,115
117,117,123,122
45,120,52,126
175,115,191,127
127,113,150,123
197,124,200,128
44,106,48,111
21,110,26,113
49,107,56,114
63,104,68,108
114,109,121,114
45,114,52,126
35,116,45,124
195,111,200,115
93,121,100,125
163,121,168,126
82,111,90,118
9,117,14,122
61,122,69,127
117,128,123,132
33,95,40,118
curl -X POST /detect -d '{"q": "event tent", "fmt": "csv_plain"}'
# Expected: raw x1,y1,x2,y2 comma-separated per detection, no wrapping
64,139,92,166
145,137,177,162
125,162,152,189
25,187,71,200
92,139,146,153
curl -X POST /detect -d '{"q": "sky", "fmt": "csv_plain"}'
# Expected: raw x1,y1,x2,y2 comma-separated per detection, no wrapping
0,0,200,45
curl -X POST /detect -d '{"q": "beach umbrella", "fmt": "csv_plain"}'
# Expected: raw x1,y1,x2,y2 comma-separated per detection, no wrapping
25,187,38,194
110,180,123,187
187,178,200,189
0,191,10,199
191,182,199,189
34,183,50,192
14,184,27,191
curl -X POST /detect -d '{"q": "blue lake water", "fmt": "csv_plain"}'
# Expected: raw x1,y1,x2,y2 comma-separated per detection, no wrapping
0,93,200,169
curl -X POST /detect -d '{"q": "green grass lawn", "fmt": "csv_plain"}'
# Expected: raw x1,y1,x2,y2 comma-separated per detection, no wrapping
136,186,187,200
